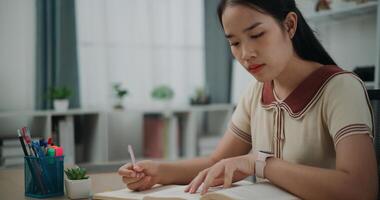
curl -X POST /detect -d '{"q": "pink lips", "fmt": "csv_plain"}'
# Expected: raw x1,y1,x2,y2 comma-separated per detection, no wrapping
248,64,265,74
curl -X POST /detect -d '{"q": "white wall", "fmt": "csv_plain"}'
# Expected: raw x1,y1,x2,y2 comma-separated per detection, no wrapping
310,14,376,71
0,0,35,111
297,0,377,72
0,0,36,137
75,0,205,109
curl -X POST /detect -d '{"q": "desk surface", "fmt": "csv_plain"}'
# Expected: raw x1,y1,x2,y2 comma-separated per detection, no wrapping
0,169,125,199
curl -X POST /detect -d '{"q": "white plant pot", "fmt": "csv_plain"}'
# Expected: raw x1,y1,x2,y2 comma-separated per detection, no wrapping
65,178,91,199
54,99,69,111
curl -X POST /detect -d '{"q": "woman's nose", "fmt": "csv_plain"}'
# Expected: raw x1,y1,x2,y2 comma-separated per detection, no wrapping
241,44,257,61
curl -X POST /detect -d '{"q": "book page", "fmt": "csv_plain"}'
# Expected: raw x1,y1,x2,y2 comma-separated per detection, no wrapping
143,180,252,200
93,180,290,200
143,185,199,200
202,182,299,200
93,185,181,200
93,188,143,200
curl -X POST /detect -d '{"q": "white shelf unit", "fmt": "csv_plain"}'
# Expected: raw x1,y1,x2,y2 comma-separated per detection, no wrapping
304,1,380,89
0,109,108,165
0,104,234,166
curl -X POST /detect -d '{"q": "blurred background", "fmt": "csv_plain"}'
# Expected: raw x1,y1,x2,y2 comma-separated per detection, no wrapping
0,0,379,170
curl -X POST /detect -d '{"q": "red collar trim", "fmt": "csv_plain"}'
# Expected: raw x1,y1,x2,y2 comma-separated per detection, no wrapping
261,65,345,116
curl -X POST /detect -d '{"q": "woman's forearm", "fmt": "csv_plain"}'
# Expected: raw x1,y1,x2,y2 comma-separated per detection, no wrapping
158,156,217,185
265,158,377,200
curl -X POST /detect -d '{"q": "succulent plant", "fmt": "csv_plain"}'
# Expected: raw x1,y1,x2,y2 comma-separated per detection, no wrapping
64,167,89,180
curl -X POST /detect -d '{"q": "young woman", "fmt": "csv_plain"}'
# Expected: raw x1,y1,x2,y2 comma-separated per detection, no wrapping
118,0,378,199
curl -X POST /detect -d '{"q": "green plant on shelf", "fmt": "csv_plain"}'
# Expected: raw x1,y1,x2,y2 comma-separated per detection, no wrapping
113,83,129,109
151,85,174,101
48,86,72,100
190,87,210,105
64,167,89,180
113,83,128,99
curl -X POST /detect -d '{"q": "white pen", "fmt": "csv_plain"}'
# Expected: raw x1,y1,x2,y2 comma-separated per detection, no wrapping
128,144,136,166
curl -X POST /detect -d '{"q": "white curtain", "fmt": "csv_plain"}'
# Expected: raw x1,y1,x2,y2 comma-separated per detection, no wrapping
75,0,205,109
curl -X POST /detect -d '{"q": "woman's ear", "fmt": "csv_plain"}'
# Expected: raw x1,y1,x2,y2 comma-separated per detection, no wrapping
284,12,298,39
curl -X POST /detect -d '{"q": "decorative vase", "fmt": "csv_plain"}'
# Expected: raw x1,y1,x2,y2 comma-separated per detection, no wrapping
64,178,91,199
53,99,69,111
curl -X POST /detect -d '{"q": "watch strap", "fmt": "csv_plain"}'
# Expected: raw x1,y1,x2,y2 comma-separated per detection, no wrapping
255,151,274,179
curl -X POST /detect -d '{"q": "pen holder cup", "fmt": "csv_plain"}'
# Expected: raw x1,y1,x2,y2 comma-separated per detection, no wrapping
24,156,64,198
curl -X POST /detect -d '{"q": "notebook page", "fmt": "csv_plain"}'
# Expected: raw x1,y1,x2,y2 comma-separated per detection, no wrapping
143,180,253,200
93,181,255,200
93,188,144,200
93,185,180,200
143,185,199,200
203,182,299,200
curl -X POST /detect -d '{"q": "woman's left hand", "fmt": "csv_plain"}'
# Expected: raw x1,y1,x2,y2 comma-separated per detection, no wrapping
185,153,257,195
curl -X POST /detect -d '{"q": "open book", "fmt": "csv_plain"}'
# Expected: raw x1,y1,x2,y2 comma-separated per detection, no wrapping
93,181,299,200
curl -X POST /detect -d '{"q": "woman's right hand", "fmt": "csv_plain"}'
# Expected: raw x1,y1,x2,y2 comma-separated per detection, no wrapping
118,160,160,191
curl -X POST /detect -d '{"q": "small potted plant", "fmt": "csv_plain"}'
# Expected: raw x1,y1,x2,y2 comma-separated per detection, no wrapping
151,85,174,108
112,83,129,109
64,167,91,199
190,87,210,105
49,86,72,111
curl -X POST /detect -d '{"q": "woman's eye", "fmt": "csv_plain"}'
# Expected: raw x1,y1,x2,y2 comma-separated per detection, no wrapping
229,42,239,47
250,32,264,39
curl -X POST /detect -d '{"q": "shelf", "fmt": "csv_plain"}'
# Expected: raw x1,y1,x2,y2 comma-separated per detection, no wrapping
137,103,234,115
305,1,378,22
0,108,105,118
365,81,376,89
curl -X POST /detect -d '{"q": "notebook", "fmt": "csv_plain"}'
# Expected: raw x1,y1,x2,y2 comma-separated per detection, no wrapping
93,181,299,200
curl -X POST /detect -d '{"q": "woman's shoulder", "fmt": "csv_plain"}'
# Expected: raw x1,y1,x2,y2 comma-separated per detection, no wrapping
324,71,365,92
321,69,368,103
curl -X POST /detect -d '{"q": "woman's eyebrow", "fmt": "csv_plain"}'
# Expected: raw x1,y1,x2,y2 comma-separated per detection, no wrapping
225,22,262,38
243,22,262,32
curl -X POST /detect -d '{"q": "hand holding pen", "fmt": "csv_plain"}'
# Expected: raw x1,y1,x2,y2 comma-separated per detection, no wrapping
118,145,160,191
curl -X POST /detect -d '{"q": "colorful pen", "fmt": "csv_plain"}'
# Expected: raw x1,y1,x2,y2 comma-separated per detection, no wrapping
17,129,28,156
21,127,35,157
128,145,136,166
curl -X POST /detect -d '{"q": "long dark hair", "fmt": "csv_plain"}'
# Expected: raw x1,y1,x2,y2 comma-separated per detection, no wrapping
217,0,336,66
